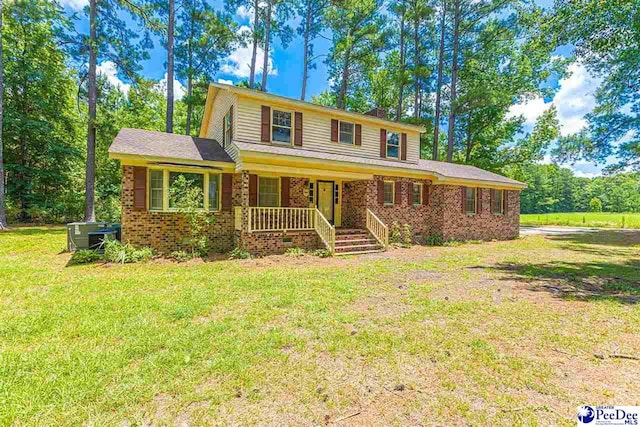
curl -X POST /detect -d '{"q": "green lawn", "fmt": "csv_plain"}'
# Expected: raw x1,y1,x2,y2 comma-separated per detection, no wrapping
1,227,639,425
521,212,640,229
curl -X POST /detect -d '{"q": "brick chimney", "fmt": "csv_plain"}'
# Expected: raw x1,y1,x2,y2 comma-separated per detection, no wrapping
364,107,386,119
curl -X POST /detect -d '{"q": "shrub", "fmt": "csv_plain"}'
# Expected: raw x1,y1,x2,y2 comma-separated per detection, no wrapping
169,175,214,256
285,247,305,257
426,233,444,246
229,247,251,259
589,197,603,213
104,240,153,264
70,250,102,265
402,224,413,247
390,221,402,244
170,250,193,262
312,248,332,258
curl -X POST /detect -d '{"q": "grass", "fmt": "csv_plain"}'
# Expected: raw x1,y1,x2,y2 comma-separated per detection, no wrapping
1,226,639,425
521,212,640,229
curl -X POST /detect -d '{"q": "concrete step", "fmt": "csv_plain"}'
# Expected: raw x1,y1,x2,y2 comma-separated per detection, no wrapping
335,233,371,241
335,228,369,235
335,238,379,246
335,249,386,256
335,243,382,253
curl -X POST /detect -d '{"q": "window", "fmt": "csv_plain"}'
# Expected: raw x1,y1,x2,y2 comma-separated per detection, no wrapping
308,181,315,204
334,183,339,204
412,183,422,205
169,172,204,209
149,170,164,211
208,174,220,211
386,132,400,159
272,110,292,144
339,121,354,144
383,181,394,205
492,189,504,214
258,177,279,207
465,187,477,214
223,109,232,147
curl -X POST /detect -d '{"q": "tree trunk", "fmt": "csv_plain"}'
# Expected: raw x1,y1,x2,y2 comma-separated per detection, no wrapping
413,13,419,120
433,0,446,161
249,0,259,89
465,123,473,162
337,37,351,110
165,0,175,133
85,0,97,222
446,0,460,163
396,9,405,121
185,77,193,135
185,2,195,135
300,4,311,100
261,0,272,92
0,0,6,230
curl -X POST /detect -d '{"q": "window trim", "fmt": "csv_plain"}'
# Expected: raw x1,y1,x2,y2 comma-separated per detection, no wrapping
258,176,281,207
383,181,395,205
465,187,478,215
271,108,294,145
491,189,504,215
338,121,355,145
386,131,400,159
147,167,220,212
412,182,423,206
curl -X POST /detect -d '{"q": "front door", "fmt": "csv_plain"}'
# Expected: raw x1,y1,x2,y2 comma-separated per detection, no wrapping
317,181,334,223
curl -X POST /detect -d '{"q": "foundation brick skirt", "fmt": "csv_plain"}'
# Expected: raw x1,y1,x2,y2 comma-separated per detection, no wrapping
236,230,321,256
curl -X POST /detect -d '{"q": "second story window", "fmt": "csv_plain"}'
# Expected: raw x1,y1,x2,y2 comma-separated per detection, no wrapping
272,110,292,144
386,132,400,159
339,122,354,144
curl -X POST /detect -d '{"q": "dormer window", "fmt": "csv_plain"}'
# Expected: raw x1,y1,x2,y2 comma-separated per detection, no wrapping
272,110,292,144
339,121,354,144
223,109,232,147
386,132,400,159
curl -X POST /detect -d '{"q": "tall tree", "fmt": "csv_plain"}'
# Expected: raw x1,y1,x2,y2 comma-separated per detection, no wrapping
70,0,151,221
446,0,460,162
432,0,446,160
406,0,431,122
225,0,263,89
176,0,237,135
393,0,407,121
297,0,327,100
326,0,390,110
0,0,6,230
551,0,640,172
166,0,175,133
260,0,293,92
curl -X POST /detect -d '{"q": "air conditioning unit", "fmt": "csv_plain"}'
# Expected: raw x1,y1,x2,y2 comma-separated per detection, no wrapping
88,230,117,252
66,222,109,251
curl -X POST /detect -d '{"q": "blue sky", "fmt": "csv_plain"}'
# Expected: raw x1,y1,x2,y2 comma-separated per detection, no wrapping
60,0,612,177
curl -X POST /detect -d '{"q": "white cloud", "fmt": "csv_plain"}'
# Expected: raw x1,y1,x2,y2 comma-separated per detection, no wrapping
507,62,602,137
60,0,88,11
154,73,186,101
221,27,278,79
97,61,131,95
217,79,234,85
237,5,253,21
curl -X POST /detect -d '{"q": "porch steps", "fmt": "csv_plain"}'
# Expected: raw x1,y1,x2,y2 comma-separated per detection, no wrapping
334,229,385,256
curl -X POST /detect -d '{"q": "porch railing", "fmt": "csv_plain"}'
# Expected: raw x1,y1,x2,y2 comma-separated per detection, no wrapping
314,208,335,253
247,207,315,233
366,209,388,248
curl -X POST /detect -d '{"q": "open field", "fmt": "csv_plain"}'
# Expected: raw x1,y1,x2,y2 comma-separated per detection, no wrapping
521,212,640,229
1,226,639,425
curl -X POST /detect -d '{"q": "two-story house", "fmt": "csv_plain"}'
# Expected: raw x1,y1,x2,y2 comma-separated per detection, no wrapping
108,82,526,256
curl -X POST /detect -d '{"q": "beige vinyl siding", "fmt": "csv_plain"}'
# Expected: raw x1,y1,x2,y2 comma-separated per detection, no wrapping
235,97,420,163
204,91,239,161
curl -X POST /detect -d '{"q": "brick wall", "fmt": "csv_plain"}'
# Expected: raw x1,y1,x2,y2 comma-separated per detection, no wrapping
341,175,519,242
432,185,520,241
120,165,241,253
342,175,434,237
236,230,321,256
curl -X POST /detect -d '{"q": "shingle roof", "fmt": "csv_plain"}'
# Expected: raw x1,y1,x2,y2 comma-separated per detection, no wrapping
234,141,525,188
109,128,234,163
